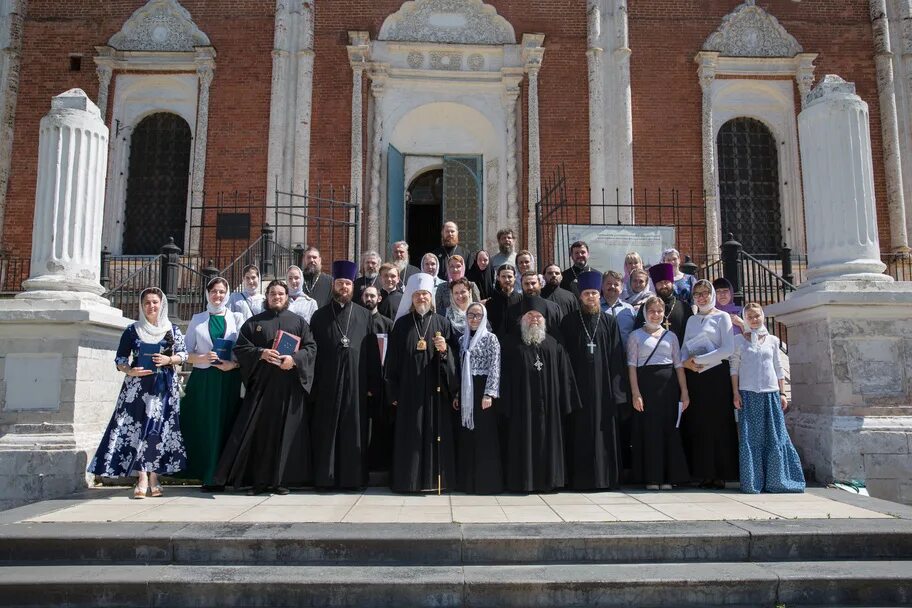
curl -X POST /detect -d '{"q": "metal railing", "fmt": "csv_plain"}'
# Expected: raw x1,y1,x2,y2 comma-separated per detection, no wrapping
0,255,29,293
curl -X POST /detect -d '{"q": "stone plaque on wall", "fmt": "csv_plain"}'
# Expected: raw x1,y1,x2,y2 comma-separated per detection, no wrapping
3,353,62,411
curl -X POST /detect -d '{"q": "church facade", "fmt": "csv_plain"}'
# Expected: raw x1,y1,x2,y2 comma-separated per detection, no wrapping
0,0,909,271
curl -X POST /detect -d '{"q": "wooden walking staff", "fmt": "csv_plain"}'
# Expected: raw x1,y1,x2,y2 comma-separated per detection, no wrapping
435,331,443,496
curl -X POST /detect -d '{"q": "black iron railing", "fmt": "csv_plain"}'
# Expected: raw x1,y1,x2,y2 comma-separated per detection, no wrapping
0,255,29,293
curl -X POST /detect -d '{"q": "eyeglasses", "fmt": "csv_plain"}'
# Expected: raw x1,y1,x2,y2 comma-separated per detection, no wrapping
466,312,484,320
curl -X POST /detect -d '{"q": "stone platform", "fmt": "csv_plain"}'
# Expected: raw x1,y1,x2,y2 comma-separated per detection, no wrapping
1,486,912,607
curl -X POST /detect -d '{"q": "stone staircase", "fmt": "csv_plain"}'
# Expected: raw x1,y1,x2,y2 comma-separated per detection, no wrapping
2,516,911,606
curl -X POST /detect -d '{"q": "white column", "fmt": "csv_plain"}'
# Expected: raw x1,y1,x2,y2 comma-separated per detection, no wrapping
20,89,109,299
367,67,387,254
0,0,25,244
523,34,545,252
871,0,910,251
348,32,370,241
587,1,607,219
696,51,721,256
898,0,912,244
189,55,214,254
502,75,521,233
612,0,634,221
798,75,890,283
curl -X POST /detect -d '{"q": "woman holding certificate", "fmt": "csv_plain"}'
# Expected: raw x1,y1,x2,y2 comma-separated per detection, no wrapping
88,288,188,498
680,279,738,488
178,277,244,491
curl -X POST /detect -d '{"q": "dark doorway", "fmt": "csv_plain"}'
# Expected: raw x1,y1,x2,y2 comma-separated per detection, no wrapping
717,117,783,255
407,169,443,261
122,112,192,254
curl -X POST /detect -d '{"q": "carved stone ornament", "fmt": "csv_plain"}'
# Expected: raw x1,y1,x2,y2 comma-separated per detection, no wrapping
379,0,516,45
703,0,802,58
108,0,211,52
430,51,463,70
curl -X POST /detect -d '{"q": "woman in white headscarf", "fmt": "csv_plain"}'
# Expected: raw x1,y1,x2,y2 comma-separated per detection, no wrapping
456,302,503,494
228,264,264,321
679,279,738,489
88,287,188,499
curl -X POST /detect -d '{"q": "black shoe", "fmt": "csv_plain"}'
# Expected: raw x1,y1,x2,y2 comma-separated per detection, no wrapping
200,485,224,493
247,485,267,496
274,486,290,495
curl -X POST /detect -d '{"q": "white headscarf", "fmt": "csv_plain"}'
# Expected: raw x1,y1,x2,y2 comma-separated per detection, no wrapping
206,277,229,315
286,265,304,297
693,279,717,315
395,272,436,322
747,306,770,348
625,272,654,307
134,288,172,344
459,303,490,430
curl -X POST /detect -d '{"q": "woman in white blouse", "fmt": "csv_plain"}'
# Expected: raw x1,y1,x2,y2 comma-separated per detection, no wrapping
730,303,805,494
680,279,739,489
627,296,691,490
227,264,264,321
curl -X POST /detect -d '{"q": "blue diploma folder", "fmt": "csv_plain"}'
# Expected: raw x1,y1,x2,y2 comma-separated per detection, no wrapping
137,343,160,370
273,331,300,357
213,338,235,363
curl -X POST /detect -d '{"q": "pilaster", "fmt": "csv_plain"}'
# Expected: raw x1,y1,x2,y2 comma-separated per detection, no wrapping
697,51,721,256
522,33,545,251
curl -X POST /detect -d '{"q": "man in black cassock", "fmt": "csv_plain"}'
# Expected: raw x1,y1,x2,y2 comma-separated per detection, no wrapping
385,272,459,493
501,304,581,492
310,260,375,489
560,271,628,490
633,263,692,344
362,285,394,472
486,264,521,339
300,246,333,307
541,263,579,319
432,221,472,280
560,240,599,296
507,272,563,340
377,263,404,320
354,251,382,305
214,279,317,495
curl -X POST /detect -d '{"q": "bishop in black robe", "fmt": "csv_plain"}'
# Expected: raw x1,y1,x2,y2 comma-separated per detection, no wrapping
385,280,460,492
214,287,317,493
560,271,629,490
501,306,581,492
309,263,375,489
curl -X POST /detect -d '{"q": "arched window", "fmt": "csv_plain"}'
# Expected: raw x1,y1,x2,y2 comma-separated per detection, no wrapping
122,112,192,255
717,117,783,255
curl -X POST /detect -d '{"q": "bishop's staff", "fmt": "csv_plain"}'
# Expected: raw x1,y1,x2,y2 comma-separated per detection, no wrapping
433,330,444,496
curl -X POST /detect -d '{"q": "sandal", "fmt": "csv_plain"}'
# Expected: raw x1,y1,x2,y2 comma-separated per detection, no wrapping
150,484,164,498
133,484,148,499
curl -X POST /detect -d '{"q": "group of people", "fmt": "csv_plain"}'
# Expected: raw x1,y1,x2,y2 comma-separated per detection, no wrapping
88,221,805,499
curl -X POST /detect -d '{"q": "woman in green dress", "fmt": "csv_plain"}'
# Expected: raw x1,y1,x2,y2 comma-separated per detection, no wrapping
179,277,244,491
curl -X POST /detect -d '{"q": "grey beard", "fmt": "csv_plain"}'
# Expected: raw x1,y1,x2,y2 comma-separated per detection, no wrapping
521,323,546,345
413,302,431,316
393,259,408,273
499,244,514,255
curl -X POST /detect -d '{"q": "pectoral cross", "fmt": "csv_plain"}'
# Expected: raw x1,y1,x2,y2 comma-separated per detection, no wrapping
663,317,671,330
533,354,544,372
587,342,596,355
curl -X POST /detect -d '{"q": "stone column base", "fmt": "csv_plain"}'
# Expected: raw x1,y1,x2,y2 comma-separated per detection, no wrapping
0,298,130,511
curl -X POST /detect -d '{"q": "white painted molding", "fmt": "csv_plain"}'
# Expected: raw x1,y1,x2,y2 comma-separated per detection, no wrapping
379,0,516,45
703,0,803,58
108,0,210,52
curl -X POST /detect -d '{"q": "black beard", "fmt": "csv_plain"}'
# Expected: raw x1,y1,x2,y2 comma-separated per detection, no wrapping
658,288,675,302
582,302,601,315
574,261,587,269
499,244,513,255
333,292,352,305
268,299,290,313
303,268,318,279
363,301,378,312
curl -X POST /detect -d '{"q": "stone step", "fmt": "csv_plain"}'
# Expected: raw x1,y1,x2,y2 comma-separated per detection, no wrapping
3,520,912,566
1,561,910,607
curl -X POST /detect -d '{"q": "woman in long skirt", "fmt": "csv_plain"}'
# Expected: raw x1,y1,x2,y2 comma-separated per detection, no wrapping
627,296,690,489
178,277,244,491
731,303,805,494
680,279,739,488
456,302,504,494
88,288,188,498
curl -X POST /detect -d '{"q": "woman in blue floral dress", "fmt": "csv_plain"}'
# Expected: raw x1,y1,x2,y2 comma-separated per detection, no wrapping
88,288,188,498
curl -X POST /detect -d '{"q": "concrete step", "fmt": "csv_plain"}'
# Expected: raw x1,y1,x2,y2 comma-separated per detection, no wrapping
3,520,912,566
1,561,910,607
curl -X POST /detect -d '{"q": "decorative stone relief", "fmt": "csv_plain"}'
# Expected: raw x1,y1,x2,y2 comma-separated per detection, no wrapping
485,157,499,242
468,53,484,71
696,52,721,255
523,34,545,250
430,51,462,71
703,0,802,58
502,77,521,231
379,0,516,45
108,0,210,52
0,0,25,241
407,51,424,69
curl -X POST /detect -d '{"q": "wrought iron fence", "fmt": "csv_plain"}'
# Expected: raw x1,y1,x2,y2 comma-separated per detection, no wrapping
0,255,29,293
103,255,163,321
883,252,912,282
535,165,707,269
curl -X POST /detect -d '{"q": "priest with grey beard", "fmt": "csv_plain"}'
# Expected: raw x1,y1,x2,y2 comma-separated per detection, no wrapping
501,302,581,492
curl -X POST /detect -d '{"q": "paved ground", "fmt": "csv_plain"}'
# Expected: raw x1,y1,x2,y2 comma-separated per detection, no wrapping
5,486,901,524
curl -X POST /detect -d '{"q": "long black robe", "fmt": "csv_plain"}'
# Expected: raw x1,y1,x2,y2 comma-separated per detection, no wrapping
302,272,333,308
485,288,521,339
366,311,394,471
465,260,494,300
385,311,460,492
633,293,693,345
214,309,316,489
560,310,628,490
561,264,599,296
377,287,403,321
501,334,581,492
309,301,374,489
542,284,579,320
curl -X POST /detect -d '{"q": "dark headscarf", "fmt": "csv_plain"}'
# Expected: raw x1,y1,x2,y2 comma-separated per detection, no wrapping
466,249,494,300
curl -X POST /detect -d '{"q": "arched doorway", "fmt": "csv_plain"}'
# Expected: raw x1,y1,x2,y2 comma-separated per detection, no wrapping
122,112,192,255
407,169,443,260
717,117,783,255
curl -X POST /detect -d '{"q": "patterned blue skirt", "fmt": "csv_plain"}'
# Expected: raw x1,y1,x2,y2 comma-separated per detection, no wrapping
738,390,805,494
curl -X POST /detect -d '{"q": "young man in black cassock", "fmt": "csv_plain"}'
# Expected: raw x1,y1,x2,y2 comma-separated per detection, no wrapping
385,273,460,493
214,279,317,495
501,303,581,492
633,262,693,345
362,285,395,472
486,264,521,339
541,264,579,320
560,271,628,490
560,241,599,296
309,260,376,489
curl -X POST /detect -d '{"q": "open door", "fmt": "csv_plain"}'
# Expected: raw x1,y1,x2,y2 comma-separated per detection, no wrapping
387,144,405,245
442,155,483,253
